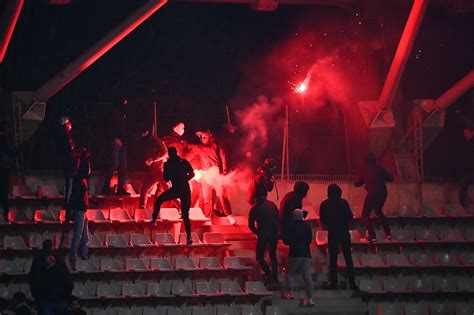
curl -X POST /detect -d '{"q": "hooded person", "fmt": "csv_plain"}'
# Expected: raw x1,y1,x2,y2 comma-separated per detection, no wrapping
247,157,277,205
279,181,310,244
283,209,314,307
319,184,357,290
354,153,393,243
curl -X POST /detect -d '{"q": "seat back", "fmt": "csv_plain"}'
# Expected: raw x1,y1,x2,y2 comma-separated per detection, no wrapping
395,204,417,216
410,277,433,292
189,207,208,220
37,184,61,198
99,258,122,272
125,258,148,271
96,284,119,297
195,282,219,295
171,282,193,296
386,254,410,267
203,232,226,244
154,233,176,246
179,233,201,245
11,184,34,198
220,281,243,295
87,210,108,222
75,260,99,273
241,306,263,315
72,283,93,298
150,258,173,271
159,208,180,220
392,228,414,241
223,256,247,269
34,210,57,223
105,234,128,247
8,209,31,223
0,260,22,274
444,203,466,216
361,254,385,267
244,281,269,294
110,208,132,222
134,208,153,222
383,278,409,292
88,234,104,248
121,283,144,297
4,236,29,250
130,234,152,246
146,283,170,296
405,303,428,315
216,305,240,315
415,228,439,241
410,253,435,266
199,257,222,269
358,279,381,292
175,257,197,270
437,252,461,266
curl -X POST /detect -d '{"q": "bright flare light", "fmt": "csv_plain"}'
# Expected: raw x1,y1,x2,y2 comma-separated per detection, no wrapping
294,78,309,94
193,169,203,181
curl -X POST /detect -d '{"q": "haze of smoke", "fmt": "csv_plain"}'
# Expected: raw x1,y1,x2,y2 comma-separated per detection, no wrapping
194,166,253,195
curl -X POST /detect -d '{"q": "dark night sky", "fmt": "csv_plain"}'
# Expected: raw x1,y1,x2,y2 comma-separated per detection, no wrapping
1,0,473,174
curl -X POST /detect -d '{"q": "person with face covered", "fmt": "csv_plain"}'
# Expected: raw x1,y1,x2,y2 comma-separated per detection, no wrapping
138,127,168,209
319,184,357,290
162,121,188,157
279,181,310,245
355,152,393,244
247,157,277,205
191,130,235,224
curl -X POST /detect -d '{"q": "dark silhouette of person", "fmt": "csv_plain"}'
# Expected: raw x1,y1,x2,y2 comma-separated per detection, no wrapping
65,296,86,315
460,127,474,208
138,127,168,209
8,291,33,315
355,152,393,243
280,181,310,245
247,157,277,205
0,122,14,222
151,147,194,244
248,195,279,283
101,97,130,195
55,116,76,215
69,149,91,269
319,184,357,290
29,239,74,315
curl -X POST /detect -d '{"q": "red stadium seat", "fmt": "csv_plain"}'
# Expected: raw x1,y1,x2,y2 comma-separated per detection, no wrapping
37,184,62,198
410,253,436,267
154,233,179,247
86,210,109,223
149,258,173,271
358,279,382,293
129,234,154,247
105,234,129,248
316,231,328,246
159,208,181,222
74,260,99,273
394,204,418,217
134,208,153,222
0,260,22,275
109,208,132,222
195,281,224,297
8,209,31,224
244,281,272,296
383,278,409,293
178,233,203,246
223,256,251,270
100,258,123,272
199,257,224,270
146,283,172,297
404,303,428,315
175,257,200,271
121,283,145,297
4,236,29,250
437,252,462,266
34,210,58,223
219,281,245,296
386,254,411,267
125,258,148,271
171,282,195,297
96,284,120,298
202,232,228,246
361,254,385,267
189,207,210,222
415,229,439,242
410,277,433,292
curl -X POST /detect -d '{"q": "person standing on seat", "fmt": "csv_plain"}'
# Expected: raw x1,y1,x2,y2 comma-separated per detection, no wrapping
0,122,14,222
55,116,76,217
319,183,357,290
68,149,91,269
284,209,315,307
101,97,130,195
150,147,194,244
280,181,310,245
138,127,168,209
460,126,474,208
247,157,277,206
248,195,279,284
355,152,393,244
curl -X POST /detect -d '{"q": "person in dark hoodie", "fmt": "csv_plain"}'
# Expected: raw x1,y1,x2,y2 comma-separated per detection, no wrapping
284,209,314,307
248,195,280,284
319,184,357,290
279,181,310,245
68,149,91,269
247,157,277,206
29,239,74,315
354,153,393,243
150,147,194,244
0,122,14,222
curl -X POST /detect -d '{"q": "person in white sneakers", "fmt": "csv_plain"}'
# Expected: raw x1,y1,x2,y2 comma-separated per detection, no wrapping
284,209,314,307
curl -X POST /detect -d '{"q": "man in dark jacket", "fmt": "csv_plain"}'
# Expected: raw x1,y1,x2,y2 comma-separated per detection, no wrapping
279,181,310,244
460,126,474,208
151,147,194,244
101,97,130,195
248,195,280,283
0,122,14,221
284,209,314,307
320,184,357,290
29,239,74,315
354,153,393,243
162,121,188,158
55,116,76,215
69,149,91,269
138,128,168,209
247,157,277,206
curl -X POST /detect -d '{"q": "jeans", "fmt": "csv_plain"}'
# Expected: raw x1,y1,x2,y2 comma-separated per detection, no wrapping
286,257,313,299
38,300,69,315
69,211,89,262
153,188,191,239
328,231,355,286
103,143,127,192
202,182,232,217
361,191,391,239
256,235,278,278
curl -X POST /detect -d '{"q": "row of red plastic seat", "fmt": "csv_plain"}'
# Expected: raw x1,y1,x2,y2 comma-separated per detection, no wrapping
337,252,474,268
91,305,264,315
72,280,272,299
316,228,474,246
368,301,473,315
359,276,474,293
2,232,229,250
2,208,209,224
0,256,251,275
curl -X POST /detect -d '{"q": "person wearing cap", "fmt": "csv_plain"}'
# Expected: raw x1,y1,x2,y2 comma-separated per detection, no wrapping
284,209,315,307
247,157,277,206
248,195,280,284
279,181,310,245
55,116,76,215
355,152,393,244
319,184,357,290
150,147,194,245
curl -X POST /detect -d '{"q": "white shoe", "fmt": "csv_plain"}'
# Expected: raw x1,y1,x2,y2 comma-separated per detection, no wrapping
227,215,236,225
302,298,314,307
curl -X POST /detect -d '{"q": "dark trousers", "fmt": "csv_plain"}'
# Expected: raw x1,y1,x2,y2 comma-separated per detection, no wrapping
103,144,127,192
361,191,391,239
256,235,278,278
153,188,191,239
460,173,474,208
139,166,167,208
63,157,75,215
328,232,355,285
0,168,9,218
